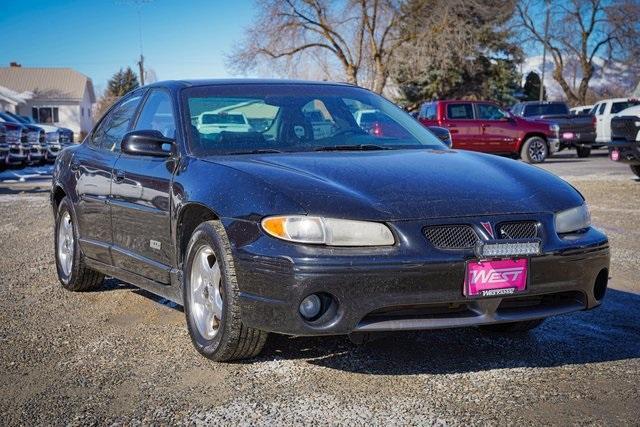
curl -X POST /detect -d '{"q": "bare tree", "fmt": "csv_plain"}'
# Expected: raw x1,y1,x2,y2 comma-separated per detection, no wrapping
227,0,414,93
515,0,640,105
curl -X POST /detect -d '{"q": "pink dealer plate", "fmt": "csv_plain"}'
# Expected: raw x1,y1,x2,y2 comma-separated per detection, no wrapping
464,258,528,297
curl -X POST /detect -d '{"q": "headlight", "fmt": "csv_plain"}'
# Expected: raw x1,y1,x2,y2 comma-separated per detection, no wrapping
261,215,395,246
46,132,59,142
555,203,591,234
549,124,560,133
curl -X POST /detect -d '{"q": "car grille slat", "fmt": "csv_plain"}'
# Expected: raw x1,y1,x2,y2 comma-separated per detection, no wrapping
424,221,540,250
497,221,538,239
424,225,478,249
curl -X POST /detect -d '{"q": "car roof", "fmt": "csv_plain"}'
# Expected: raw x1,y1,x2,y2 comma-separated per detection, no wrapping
517,101,566,105
144,79,356,90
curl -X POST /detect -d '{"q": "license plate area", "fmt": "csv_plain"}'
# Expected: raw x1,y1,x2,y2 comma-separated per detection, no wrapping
464,258,528,297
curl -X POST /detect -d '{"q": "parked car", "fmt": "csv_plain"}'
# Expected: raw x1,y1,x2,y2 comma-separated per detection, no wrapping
418,100,560,163
591,98,640,145
195,112,252,135
3,111,64,162
0,123,8,169
19,115,74,145
0,115,41,165
510,101,596,158
426,126,452,147
570,105,593,115
52,80,609,361
607,105,640,178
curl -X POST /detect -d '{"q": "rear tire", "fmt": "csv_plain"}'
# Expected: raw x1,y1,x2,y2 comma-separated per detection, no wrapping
631,165,640,178
479,319,544,333
520,137,548,163
576,146,591,158
54,197,104,291
183,220,268,361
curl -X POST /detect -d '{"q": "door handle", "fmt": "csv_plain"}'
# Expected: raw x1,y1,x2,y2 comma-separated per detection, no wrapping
113,169,126,183
446,123,456,128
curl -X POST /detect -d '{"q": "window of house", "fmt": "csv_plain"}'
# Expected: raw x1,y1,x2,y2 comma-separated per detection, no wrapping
32,107,59,124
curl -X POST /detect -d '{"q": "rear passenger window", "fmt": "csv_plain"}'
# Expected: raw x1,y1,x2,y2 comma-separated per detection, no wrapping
447,103,474,119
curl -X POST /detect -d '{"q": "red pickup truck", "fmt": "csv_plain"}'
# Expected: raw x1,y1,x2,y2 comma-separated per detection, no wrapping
418,100,560,163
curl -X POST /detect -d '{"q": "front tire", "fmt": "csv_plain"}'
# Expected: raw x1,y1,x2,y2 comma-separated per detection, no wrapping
576,146,591,158
521,136,548,163
631,165,640,178
479,319,544,333
54,197,104,291
183,220,268,361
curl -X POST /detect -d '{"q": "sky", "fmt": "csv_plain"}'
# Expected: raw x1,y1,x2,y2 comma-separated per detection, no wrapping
1,0,256,94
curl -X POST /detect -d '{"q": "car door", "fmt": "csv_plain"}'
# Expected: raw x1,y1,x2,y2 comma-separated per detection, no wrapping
110,89,178,284
475,103,518,153
72,92,143,265
442,102,480,150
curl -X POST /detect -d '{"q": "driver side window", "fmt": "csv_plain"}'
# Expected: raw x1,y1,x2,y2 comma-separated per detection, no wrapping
90,94,143,151
477,104,507,120
134,90,176,138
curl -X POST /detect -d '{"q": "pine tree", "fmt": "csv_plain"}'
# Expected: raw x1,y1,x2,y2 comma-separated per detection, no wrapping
523,72,546,101
106,67,140,98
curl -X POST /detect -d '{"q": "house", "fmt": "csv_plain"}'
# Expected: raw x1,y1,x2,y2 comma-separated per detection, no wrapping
0,63,96,135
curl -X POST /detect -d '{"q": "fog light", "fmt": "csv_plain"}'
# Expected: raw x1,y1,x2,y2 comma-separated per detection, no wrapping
299,294,322,319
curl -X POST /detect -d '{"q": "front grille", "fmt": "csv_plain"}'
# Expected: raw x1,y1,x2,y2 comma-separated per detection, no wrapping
424,225,479,249
497,221,538,239
611,117,640,141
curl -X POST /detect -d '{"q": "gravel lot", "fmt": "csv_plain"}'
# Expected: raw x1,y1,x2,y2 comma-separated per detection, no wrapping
1,152,639,425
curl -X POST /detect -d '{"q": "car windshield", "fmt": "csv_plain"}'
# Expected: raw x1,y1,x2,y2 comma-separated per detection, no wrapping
523,103,568,116
183,84,445,155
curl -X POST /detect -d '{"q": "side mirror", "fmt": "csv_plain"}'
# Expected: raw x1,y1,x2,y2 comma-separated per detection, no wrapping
427,126,452,148
121,130,175,157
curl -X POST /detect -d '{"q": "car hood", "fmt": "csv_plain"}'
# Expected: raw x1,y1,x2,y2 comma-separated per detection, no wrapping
204,149,583,220
33,123,59,133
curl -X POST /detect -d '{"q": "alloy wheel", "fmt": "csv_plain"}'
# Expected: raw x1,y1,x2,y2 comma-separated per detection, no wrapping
528,139,546,162
189,245,223,339
57,212,74,277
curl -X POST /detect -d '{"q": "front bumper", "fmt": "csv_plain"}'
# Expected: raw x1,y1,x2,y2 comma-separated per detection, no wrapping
7,144,27,165
45,144,62,161
226,216,610,336
607,138,640,165
548,138,560,154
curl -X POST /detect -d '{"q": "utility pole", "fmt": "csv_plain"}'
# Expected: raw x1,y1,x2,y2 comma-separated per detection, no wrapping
136,5,145,86
539,0,550,102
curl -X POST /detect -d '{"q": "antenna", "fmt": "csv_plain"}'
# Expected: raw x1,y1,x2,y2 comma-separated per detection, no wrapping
117,0,152,86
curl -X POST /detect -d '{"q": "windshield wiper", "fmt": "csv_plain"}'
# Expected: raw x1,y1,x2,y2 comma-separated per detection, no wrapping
314,144,391,152
228,148,283,155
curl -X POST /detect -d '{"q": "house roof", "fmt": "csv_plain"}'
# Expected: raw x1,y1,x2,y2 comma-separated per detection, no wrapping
0,67,95,103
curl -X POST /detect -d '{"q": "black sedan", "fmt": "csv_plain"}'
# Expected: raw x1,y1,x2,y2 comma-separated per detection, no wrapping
51,80,610,361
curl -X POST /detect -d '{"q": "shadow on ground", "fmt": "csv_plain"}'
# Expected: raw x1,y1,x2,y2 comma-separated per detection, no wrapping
258,288,640,374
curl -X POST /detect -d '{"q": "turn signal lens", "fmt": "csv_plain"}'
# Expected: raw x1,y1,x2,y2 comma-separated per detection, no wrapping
261,215,395,246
